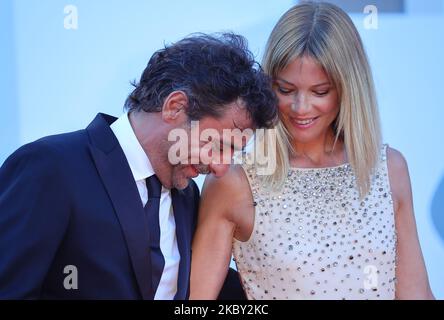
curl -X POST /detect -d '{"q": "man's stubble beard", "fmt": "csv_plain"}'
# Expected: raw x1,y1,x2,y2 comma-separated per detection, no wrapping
171,165,191,190
158,136,191,191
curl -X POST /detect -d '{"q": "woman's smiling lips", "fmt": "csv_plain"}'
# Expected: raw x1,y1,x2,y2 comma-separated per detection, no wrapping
290,116,320,129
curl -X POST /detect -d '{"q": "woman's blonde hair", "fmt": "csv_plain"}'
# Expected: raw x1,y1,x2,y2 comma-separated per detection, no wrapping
261,1,381,197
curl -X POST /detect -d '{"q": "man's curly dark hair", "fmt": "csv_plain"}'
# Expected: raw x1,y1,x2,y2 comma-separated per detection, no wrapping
124,32,278,129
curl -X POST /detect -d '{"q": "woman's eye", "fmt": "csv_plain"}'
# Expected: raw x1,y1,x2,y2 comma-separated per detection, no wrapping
277,87,292,94
313,90,329,96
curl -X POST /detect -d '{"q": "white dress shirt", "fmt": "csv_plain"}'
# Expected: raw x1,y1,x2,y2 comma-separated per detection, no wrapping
111,113,180,300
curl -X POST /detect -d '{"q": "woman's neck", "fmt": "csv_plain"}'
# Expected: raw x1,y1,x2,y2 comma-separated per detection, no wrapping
290,130,346,168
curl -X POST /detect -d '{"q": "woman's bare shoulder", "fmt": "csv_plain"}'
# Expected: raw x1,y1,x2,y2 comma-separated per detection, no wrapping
386,146,408,173
202,165,249,194
386,146,411,211
200,164,253,222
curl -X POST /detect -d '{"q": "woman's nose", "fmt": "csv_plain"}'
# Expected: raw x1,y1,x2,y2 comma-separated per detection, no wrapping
291,93,309,113
208,163,230,178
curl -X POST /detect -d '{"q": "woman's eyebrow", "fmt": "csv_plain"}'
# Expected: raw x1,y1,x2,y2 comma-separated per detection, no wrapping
275,77,294,86
311,81,331,88
276,78,331,88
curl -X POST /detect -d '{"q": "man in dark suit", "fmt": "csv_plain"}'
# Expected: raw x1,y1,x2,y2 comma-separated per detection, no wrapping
0,33,277,299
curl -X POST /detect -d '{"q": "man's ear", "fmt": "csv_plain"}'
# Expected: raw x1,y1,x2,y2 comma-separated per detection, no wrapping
161,91,188,123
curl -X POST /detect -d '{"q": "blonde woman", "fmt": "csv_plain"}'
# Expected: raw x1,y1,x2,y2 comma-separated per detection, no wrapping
190,2,434,299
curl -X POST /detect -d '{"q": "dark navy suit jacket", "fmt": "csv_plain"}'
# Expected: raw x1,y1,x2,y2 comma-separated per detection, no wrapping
0,113,199,299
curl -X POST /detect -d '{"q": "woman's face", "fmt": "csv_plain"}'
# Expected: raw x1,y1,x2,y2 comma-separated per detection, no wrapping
274,56,339,146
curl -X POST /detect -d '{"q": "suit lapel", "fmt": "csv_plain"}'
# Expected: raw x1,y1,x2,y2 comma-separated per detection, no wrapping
87,113,154,299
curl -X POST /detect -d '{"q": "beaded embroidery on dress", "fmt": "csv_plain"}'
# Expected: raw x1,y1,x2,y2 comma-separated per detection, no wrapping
232,144,397,299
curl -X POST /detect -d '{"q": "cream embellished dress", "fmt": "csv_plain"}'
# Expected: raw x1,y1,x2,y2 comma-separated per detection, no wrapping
232,145,397,300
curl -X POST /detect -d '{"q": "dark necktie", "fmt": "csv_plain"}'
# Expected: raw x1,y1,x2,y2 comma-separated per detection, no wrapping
144,175,165,294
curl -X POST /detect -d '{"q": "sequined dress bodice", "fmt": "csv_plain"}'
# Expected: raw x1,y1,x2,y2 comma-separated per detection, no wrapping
232,145,397,299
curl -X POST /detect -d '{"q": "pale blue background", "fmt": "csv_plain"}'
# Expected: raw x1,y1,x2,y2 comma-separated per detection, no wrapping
1,0,443,298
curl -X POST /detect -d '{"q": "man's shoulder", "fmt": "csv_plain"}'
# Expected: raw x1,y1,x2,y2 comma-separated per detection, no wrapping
6,113,117,164
2,129,89,171
22,129,87,156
